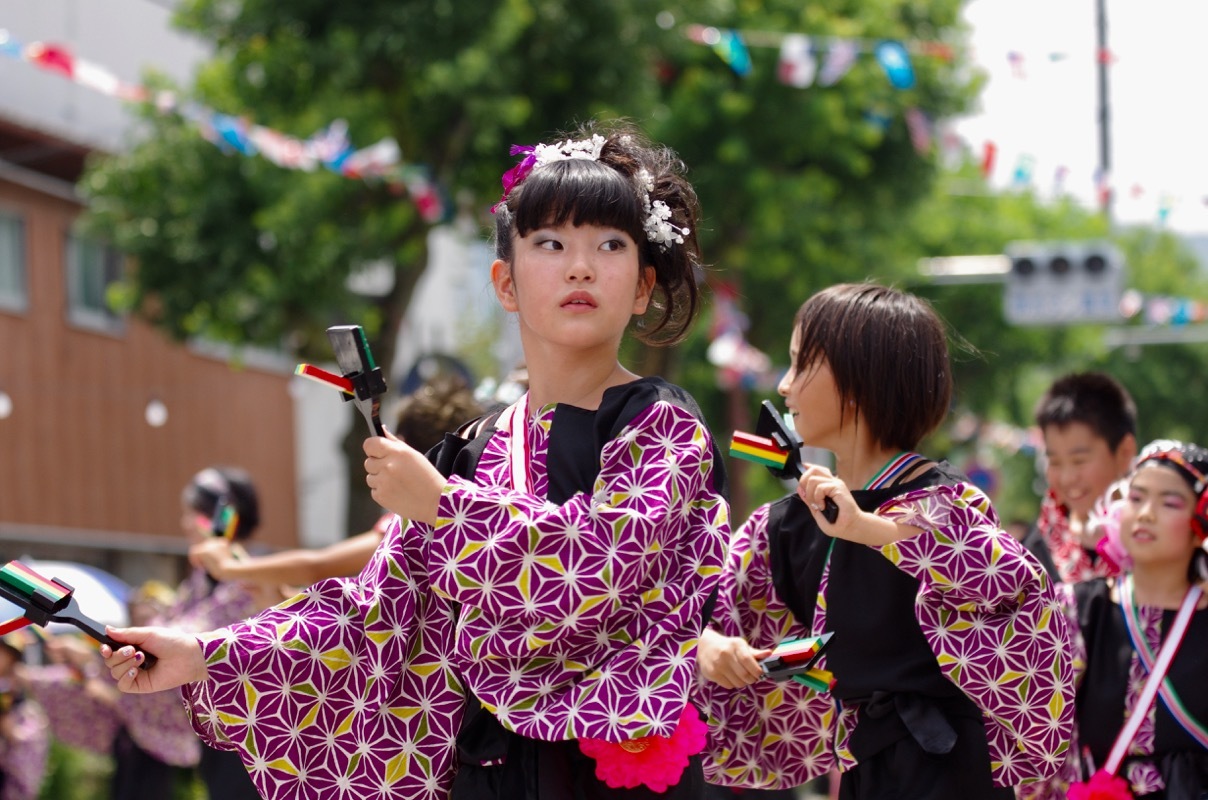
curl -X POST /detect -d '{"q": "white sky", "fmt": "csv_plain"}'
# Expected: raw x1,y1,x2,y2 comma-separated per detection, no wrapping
954,0,1208,234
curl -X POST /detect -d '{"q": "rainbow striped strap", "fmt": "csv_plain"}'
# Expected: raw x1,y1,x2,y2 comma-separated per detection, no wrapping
1119,576,1208,750
729,431,790,469
791,667,836,693
864,452,928,490
0,561,72,626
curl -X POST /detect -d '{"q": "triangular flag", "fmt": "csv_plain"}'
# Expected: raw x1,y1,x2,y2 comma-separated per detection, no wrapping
980,141,997,178
904,107,933,155
26,42,74,78
818,39,858,87
875,40,915,89
713,29,752,76
778,34,817,88
1011,154,1035,186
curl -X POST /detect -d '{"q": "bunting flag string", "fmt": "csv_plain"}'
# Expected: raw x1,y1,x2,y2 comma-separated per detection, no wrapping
1119,289,1208,327
0,27,447,222
956,133,1208,229
680,21,953,87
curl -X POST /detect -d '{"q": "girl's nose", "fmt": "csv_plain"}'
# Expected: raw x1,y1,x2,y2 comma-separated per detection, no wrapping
566,249,595,282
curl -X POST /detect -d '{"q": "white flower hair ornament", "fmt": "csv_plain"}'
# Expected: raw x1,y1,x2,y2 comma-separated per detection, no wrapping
494,138,692,251
637,169,690,252
532,134,607,167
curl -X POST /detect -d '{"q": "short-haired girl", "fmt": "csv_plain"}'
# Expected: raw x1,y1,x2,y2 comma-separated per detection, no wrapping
696,283,1074,799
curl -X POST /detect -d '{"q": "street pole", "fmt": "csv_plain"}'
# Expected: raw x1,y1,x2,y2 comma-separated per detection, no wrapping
1096,0,1113,225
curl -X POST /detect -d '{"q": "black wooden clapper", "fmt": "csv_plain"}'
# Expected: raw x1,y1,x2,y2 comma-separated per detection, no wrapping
752,399,839,523
0,560,156,669
326,324,388,437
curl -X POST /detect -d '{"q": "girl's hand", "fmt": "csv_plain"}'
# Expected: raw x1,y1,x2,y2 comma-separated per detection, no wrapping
363,430,446,525
797,464,915,547
697,628,772,689
100,626,206,693
189,538,236,580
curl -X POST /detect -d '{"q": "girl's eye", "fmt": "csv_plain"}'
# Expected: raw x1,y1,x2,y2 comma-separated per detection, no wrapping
601,239,626,252
536,238,563,251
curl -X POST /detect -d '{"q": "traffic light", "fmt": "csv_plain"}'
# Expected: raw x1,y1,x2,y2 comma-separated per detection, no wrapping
1003,240,1124,325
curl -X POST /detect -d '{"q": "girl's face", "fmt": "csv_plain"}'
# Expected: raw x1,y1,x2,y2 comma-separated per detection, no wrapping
1120,464,1201,567
491,222,654,356
181,502,210,545
777,328,844,449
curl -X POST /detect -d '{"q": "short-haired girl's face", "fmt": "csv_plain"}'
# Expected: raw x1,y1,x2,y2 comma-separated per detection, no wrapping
777,328,844,449
181,501,211,544
1121,464,1200,566
491,222,654,355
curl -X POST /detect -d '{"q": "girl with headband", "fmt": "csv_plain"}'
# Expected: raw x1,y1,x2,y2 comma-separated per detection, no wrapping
100,121,729,800
1025,439,1208,800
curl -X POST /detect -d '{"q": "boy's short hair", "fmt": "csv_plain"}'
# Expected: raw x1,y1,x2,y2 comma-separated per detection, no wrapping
392,377,485,454
793,283,952,452
1034,372,1137,451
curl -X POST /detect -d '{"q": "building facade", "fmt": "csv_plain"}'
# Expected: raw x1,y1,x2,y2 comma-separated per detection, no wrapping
1,6,299,587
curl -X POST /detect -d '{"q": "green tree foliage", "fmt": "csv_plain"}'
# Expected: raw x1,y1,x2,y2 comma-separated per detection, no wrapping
882,167,1208,524
82,0,678,371
648,0,978,352
79,0,983,527
83,0,981,364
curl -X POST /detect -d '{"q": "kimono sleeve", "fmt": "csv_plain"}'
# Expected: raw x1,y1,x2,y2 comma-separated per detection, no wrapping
426,400,727,641
1016,582,1085,800
696,503,837,790
876,483,1076,787
181,519,461,800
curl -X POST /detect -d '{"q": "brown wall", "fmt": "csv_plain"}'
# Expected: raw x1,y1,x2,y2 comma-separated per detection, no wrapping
0,173,298,564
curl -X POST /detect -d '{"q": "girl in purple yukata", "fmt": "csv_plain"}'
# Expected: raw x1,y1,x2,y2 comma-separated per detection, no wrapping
100,120,730,800
695,283,1076,800
0,634,48,800
1022,440,1208,800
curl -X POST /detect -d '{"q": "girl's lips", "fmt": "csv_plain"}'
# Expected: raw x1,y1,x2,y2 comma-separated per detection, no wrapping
561,291,597,308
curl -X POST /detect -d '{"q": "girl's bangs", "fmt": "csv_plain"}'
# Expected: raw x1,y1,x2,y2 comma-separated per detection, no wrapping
511,161,643,239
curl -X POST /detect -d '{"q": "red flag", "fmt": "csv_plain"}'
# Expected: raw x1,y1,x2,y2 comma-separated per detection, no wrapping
980,141,997,178
26,42,75,78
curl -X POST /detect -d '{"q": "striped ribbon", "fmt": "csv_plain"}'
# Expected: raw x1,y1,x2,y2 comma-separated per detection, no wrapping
864,452,928,491
498,393,532,495
1119,575,1208,750
808,452,930,694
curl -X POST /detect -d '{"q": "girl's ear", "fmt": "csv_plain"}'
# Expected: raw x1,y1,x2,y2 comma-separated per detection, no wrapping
492,259,519,312
632,265,656,315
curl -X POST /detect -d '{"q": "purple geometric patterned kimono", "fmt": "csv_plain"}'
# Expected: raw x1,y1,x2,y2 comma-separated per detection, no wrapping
697,467,1075,792
1021,579,1208,800
183,378,729,799
21,663,121,756
0,699,49,800
117,568,263,768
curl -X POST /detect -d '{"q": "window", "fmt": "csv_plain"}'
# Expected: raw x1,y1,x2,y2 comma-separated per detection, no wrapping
0,211,26,313
66,233,125,331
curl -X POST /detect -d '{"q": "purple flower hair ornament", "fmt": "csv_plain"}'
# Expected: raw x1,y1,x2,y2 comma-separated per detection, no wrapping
492,135,607,212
